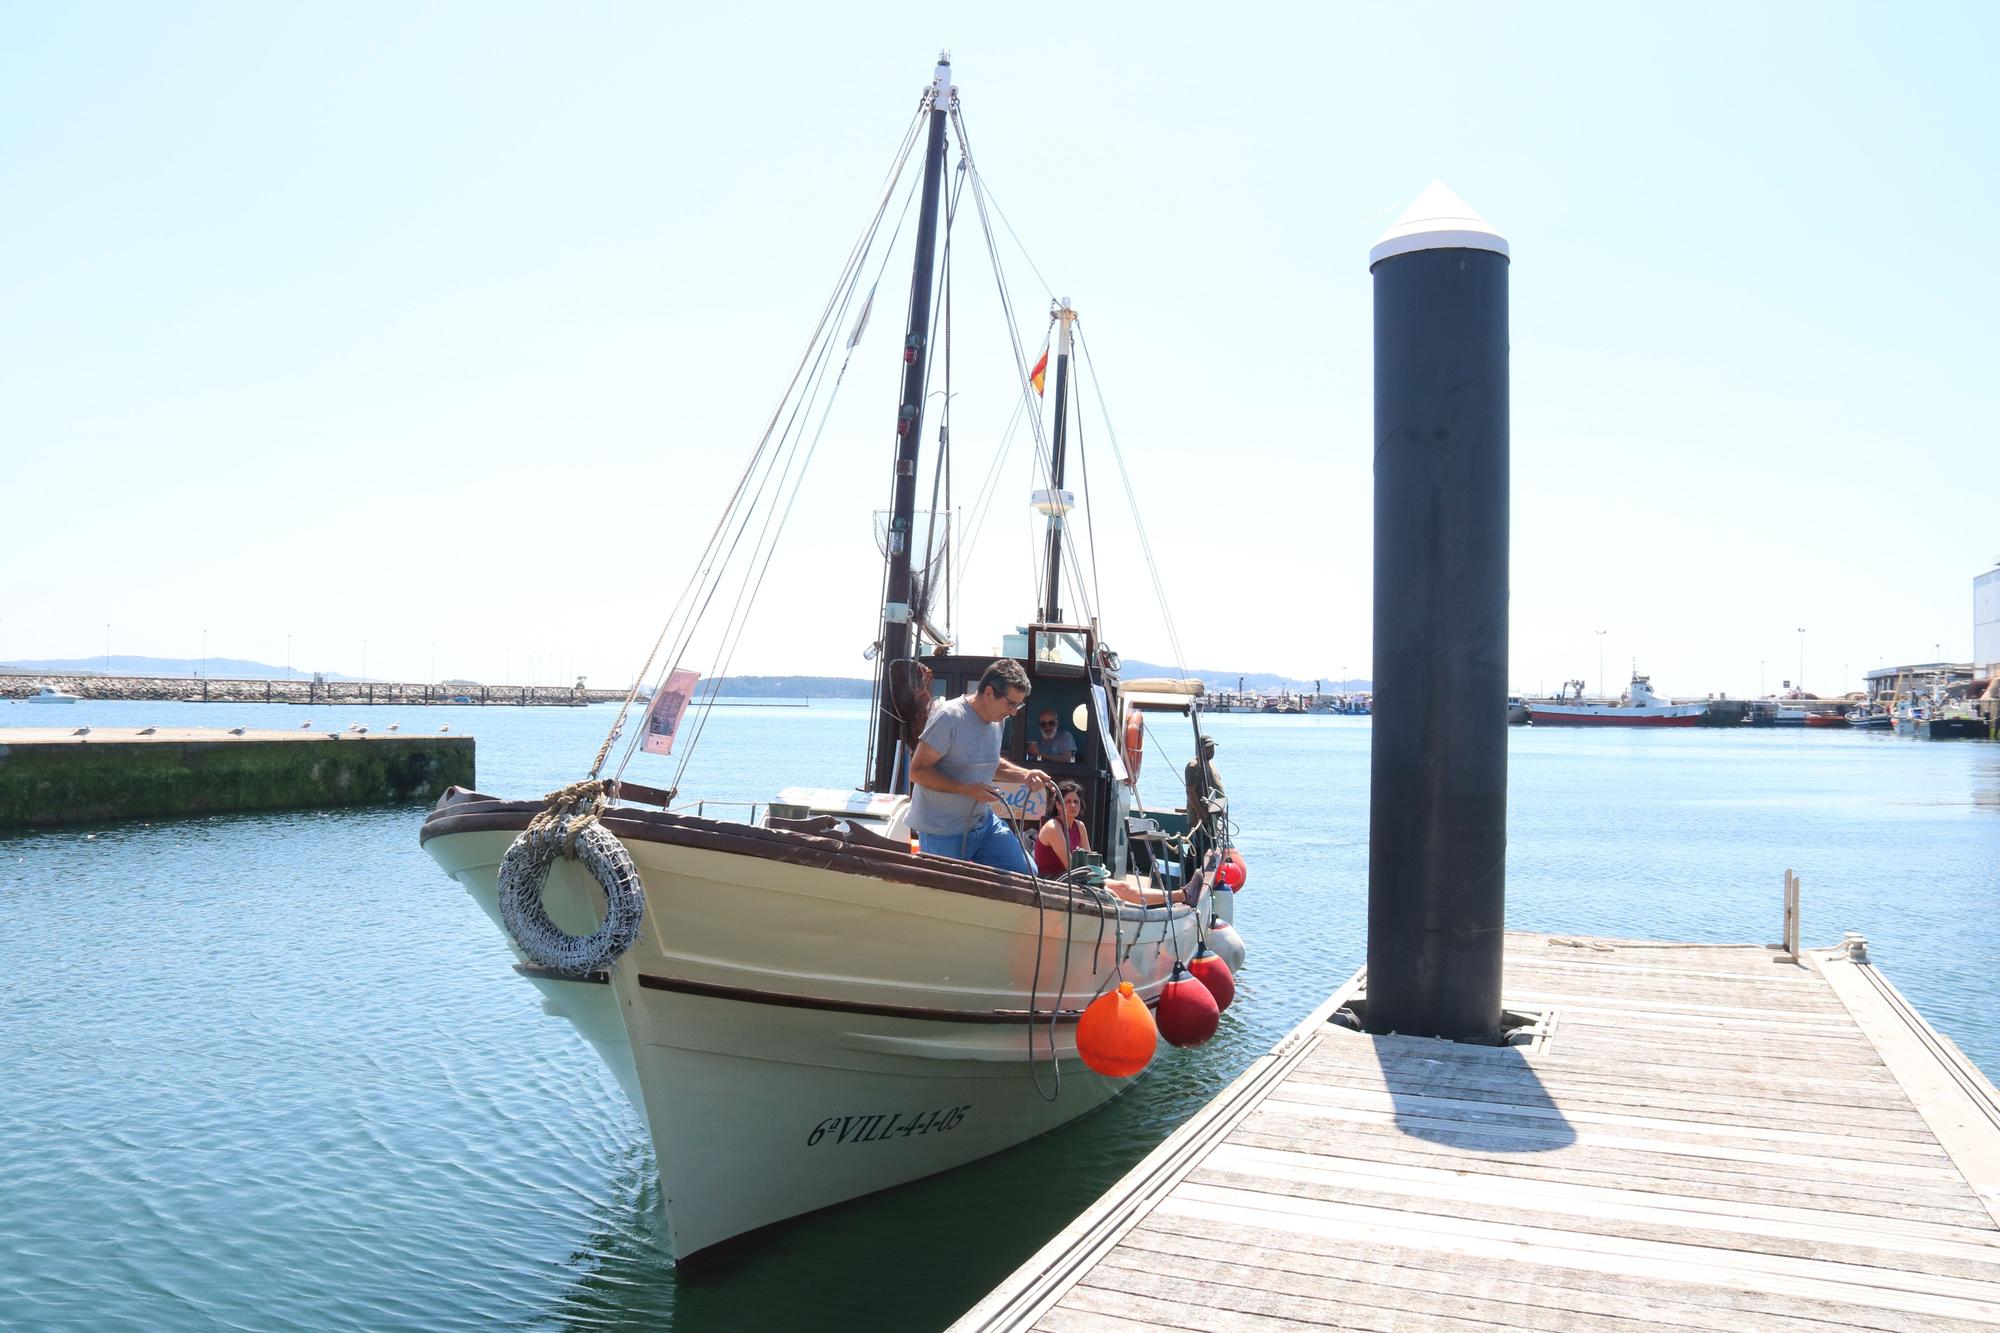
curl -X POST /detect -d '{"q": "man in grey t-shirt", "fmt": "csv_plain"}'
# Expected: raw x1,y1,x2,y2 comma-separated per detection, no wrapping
909,659,1054,875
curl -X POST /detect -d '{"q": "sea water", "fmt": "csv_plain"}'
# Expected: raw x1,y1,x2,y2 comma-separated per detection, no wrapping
2,700,1996,1330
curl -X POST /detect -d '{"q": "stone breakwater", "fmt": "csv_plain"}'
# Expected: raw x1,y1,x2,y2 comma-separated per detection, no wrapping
0,675,620,705
0,728,476,827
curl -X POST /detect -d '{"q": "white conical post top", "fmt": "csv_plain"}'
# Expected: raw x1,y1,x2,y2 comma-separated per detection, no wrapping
1369,180,1509,267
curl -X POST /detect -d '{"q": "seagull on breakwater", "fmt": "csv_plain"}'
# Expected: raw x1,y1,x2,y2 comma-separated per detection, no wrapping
439,725,450,733
348,724,368,735
228,726,248,735
299,720,313,729
72,726,90,736
137,727,156,735
385,723,399,732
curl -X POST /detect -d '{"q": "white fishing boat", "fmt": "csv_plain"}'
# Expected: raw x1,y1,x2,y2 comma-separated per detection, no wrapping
23,685,81,704
419,55,1245,1264
1527,672,1704,726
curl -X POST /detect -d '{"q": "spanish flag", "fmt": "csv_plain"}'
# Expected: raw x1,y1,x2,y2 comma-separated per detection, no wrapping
1029,350,1048,397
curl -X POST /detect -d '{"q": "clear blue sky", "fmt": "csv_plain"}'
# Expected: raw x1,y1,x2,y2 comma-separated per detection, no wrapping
4,3,1993,697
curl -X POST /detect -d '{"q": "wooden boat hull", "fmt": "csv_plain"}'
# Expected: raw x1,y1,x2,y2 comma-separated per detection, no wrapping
419,792,1203,1260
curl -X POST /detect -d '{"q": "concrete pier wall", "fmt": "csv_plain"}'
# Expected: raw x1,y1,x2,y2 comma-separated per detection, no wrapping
0,730,475,828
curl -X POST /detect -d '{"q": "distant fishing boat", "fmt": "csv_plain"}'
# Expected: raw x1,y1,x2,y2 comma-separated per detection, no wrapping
1527,673,1704,727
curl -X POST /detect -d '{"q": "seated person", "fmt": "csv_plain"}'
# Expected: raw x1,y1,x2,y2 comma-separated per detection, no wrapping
1026,707,1079,762
1035,781,1092,876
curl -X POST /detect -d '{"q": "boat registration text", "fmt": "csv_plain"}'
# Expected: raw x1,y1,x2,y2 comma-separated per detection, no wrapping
807,1105,970,1147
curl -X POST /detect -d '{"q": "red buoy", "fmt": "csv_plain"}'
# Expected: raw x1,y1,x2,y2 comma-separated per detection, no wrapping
1187,946,1235,1012
1076,981,1156,1077
1218,846,1248,890
1156,963,1220,1048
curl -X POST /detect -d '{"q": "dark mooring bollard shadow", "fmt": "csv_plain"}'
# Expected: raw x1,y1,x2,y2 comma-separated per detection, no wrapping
1361,1022,1577,1152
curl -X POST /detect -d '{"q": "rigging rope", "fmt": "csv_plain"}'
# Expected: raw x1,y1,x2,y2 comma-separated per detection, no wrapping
597,106,930,785
591,103,930,781
1074,321,1192,681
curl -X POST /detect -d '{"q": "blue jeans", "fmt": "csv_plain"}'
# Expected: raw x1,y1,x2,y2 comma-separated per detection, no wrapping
918,809,1034,875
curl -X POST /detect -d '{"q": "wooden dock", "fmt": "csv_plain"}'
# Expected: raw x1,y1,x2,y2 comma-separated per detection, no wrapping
955,931,2000,1331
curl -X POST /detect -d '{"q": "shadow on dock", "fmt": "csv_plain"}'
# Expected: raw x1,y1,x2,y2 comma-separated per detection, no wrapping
1366,1031,1577,1151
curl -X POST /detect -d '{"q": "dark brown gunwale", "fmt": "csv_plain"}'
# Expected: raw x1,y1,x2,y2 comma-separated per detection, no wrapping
514,963,1130,1025
421,796,1179,924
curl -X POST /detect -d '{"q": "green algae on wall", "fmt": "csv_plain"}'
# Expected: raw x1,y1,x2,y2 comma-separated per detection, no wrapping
0,734,476,827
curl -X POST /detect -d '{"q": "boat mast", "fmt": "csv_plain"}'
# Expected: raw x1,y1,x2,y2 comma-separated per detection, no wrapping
870,54,953,795
1038,298,1076,623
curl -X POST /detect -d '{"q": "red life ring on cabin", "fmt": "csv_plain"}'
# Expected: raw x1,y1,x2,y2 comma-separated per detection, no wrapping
1123,709,1144,782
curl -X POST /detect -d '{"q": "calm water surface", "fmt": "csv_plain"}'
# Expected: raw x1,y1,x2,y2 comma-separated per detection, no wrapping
3,700,1997,1329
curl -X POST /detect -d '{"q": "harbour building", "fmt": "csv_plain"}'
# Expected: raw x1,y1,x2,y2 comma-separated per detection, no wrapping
1977,561,1999,677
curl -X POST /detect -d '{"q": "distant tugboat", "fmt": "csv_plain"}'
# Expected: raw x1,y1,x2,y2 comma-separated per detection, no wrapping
1527,673,1704,727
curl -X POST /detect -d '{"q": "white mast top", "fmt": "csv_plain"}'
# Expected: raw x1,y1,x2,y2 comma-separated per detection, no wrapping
1369,180,1509,267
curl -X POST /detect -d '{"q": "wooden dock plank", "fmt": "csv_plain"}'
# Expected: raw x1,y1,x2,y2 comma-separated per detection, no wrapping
955,933,2000,1331
1115,1219,1997,1333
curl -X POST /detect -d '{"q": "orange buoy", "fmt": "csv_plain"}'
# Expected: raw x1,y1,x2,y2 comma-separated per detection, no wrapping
1123,709,1144,782
1187,945,1235,1012
1156,963,1220,1048
1076,981,1156,1077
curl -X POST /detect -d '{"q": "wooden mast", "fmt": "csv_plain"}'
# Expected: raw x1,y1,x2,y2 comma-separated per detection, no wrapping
870,55,953,794
1038,299,1077,624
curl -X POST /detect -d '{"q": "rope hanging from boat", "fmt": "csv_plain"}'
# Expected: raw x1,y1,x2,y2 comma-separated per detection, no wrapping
496,779,648,976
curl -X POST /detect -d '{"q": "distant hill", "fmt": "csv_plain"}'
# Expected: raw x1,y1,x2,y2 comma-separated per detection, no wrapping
1119,659,1372,693
0,655,350,680
711,663,1372,697
2,655,1370,695
712,675,873,699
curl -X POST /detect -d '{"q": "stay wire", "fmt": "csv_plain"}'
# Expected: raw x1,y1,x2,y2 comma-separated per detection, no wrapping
1073,322,1190,680
667,158,932,788
610,109,926,783
952,108,1099,626
593,104,926,781
866,140,969,782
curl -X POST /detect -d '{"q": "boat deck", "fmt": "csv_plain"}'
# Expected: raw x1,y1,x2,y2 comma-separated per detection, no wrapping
953,931,2000,1331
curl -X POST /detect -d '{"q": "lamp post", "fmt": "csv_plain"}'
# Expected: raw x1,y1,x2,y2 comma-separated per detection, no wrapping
1595,629,1607,698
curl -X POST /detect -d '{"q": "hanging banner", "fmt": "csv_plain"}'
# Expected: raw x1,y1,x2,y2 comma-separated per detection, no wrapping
641,670,701,756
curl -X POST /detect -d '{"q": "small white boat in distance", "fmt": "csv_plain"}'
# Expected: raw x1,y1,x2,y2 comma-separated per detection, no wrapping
1528,673,1704,727
24,685,81,704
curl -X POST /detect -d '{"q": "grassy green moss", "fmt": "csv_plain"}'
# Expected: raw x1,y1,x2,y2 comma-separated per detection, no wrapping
0,737,475,827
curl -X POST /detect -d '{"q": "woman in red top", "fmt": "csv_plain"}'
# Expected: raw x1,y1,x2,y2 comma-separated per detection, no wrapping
1034,781,1092,877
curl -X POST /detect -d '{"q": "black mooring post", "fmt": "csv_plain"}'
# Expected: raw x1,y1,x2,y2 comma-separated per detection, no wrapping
1365,183,1510,1044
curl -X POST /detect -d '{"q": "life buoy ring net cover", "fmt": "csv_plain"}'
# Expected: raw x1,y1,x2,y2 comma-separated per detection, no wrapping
497,817,647,975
